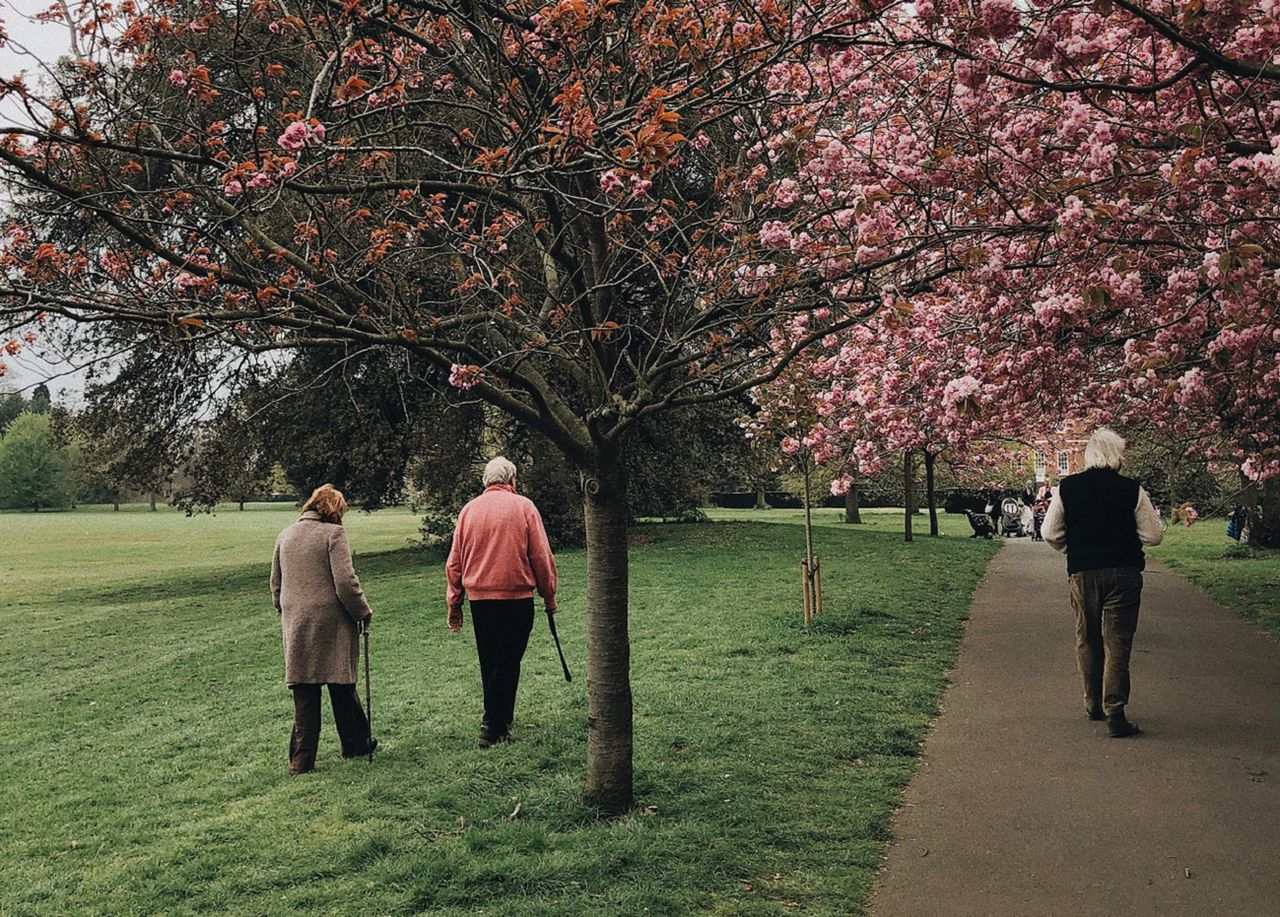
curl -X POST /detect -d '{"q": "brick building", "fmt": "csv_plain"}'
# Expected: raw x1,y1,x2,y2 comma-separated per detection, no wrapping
1029,419,1091,484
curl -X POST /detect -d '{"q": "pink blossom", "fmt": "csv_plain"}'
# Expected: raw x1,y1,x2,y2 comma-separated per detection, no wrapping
599,170,624,195
277,121,310,151
980,0,1021,41
773,178,801,208
942,375,981,405
277,121,324,151
222,180,244,196
759,221,792,249
168,69,187,88
630,176,652,198
449,363,485,390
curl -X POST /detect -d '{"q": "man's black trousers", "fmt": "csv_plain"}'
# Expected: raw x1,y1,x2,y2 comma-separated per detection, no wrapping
470,597,535,735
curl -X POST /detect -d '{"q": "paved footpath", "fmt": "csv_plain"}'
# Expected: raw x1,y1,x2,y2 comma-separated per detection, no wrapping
869,538,1280,917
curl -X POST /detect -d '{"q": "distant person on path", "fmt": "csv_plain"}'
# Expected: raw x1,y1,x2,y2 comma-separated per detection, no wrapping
986,489,1002,536
446,457,558,748
271,484,375,773
1042,429,1164,738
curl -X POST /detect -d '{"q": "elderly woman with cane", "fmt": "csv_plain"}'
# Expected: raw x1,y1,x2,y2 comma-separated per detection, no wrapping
271,484,377,773
446,457,558,748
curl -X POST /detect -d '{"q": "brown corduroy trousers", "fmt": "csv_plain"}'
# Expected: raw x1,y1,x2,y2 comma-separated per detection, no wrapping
1069,567,1143,717
289,683,371,773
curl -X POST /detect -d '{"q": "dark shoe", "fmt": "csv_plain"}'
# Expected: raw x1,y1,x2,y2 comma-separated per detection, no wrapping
1107,714,1141,738
1086,708,1105,721
289,764,314,775
342,737,378,759
477,726,510,749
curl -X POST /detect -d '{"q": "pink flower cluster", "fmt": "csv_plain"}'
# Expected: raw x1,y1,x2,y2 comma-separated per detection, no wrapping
277,120,325,151
941,375,981,405
599,170,623,195
449,363,485,390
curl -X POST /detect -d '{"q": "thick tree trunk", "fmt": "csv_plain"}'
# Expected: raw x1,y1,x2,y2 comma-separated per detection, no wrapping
903,451,914,543
149,493,157,512
582,456,633,814
112,499,119,512
754,483,767,510
239,498,245,511
925,450,939,537
1251,476,1280,548
844,479,862,524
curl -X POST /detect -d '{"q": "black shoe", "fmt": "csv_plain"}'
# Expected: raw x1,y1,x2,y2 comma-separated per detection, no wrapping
1107,714,1141,738
1086,708,1105,721
478,726,509,749
343,737,378,758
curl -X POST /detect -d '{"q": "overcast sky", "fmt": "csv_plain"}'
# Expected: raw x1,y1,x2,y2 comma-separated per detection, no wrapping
0,2,84,399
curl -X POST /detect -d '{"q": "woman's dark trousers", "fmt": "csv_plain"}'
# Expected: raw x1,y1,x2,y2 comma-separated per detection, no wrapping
470,597,536,736
289,683,371,773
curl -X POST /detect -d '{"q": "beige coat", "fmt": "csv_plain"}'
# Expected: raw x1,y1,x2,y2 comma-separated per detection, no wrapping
271,511,372,685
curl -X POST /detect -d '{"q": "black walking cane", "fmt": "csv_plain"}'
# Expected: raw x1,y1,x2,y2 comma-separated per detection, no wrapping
547,610,572,682
362,620,374,762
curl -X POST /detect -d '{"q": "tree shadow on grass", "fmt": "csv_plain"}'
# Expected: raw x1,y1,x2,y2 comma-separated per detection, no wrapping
54,547,442,606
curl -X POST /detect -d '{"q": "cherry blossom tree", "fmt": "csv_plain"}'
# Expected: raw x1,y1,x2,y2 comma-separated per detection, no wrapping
762,0,1280,543
888,0,1280,540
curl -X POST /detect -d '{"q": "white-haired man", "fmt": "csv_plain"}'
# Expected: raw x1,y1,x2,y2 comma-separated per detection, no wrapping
446,457,558,748
1041,428,1164,738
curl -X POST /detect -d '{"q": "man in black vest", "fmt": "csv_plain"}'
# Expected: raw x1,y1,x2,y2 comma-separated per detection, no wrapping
1041,429,1165,737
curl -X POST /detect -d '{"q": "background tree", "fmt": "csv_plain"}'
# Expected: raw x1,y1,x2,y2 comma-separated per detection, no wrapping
0,411,73,511
76,348,205,511
175,407,274,512
0,389,30,432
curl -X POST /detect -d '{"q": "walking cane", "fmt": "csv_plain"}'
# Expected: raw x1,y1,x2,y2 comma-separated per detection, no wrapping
547,610,572,682
362,620,374,763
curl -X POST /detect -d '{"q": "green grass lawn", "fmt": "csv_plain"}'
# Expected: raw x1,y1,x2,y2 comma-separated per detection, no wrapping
1149,518,1280,639
1,503,997,915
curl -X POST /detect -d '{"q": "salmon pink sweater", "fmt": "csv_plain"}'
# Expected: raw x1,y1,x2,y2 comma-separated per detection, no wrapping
446,483,558,611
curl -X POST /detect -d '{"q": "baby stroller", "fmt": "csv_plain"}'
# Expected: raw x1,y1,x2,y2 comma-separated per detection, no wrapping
1000,497,1025,537
1032,500,1049,541
965,509,996,539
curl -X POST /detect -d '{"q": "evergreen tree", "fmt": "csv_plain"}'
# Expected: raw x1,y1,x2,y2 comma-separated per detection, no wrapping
29,383,52,414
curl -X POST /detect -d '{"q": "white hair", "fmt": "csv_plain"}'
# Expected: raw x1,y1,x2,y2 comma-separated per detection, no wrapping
1084,428,1126,471
482,456,517,486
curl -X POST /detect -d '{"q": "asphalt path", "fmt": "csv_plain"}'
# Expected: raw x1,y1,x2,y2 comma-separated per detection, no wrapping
869,537,1280,916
